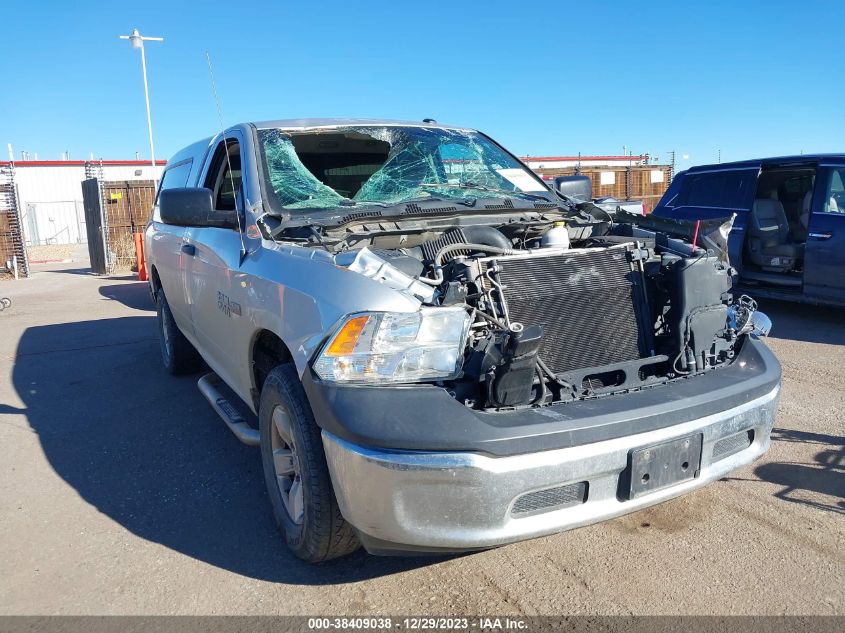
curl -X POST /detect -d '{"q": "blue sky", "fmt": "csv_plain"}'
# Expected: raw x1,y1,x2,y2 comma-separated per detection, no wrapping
3,0,843,167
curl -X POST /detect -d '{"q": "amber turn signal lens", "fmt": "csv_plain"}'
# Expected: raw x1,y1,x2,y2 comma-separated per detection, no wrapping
325,315,370,356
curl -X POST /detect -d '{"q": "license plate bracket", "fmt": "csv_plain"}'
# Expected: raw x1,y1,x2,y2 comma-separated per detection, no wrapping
624,433,703,500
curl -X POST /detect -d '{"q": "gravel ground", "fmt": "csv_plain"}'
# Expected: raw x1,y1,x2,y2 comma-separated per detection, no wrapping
25,244,84,262
0,263,842,616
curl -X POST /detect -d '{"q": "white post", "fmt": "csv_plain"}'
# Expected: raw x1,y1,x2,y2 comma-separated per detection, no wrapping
138,43,157,187
120,29,164,187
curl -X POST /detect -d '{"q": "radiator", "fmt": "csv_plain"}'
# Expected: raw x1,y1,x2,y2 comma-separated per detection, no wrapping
483,247,646,374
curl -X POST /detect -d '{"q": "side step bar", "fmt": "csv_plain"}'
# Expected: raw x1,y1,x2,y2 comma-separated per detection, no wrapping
197,372,260,446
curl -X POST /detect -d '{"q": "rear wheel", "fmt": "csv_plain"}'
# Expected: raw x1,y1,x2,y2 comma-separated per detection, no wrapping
156,288,202,375
259,364,360,562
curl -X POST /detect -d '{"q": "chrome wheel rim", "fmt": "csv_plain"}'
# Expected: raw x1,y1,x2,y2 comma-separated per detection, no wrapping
270,404,304,525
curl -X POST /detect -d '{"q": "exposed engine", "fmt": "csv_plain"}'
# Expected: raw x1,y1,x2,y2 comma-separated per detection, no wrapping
328,213,769,411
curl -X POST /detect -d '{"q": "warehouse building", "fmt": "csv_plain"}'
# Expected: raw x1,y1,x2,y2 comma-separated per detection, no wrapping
2,159,164,246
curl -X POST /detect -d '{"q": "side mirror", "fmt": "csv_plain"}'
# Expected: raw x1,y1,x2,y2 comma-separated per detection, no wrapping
159,187,238,228
553,175,593,203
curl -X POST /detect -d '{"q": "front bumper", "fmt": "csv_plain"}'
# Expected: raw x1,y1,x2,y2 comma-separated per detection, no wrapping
322,385,779,555
305,336,781,457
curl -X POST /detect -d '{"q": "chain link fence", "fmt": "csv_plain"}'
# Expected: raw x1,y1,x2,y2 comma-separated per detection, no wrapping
0,164,29,278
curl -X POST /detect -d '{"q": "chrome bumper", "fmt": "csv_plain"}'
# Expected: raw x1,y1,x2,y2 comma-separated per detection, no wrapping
321,386,779,552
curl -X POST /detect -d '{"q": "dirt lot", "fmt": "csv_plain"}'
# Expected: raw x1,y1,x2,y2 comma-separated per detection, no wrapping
24,243,86,263
0,262,842,616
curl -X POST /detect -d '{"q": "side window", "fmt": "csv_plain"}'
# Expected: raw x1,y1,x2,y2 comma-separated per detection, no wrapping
155,160,193,202
203,139,242,213
675,170,757,209
821,168,844,214
152,159,192,221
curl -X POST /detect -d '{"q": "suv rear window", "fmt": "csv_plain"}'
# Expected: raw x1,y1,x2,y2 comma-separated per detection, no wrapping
674,169,757,209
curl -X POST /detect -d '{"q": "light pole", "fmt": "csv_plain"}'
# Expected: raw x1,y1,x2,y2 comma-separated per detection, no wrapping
119,28,164,186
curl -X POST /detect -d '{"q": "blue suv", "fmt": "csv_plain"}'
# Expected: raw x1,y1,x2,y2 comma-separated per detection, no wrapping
653,155,845,307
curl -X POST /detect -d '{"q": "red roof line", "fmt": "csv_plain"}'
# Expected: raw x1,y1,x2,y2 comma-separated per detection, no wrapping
0,159,167,167
521,155,649,162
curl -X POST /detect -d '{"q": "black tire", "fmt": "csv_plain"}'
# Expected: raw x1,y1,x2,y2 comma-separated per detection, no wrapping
259,364,360,562
156,288,202,375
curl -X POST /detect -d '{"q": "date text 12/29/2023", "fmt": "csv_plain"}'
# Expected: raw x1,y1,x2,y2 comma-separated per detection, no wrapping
307,617,529,630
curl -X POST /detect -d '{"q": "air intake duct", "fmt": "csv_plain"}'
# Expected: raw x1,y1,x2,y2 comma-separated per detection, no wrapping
410,225,511,263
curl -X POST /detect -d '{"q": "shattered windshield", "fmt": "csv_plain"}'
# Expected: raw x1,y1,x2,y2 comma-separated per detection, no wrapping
257,125,551,213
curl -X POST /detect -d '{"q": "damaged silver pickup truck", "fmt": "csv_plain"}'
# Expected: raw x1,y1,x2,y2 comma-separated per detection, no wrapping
145,119,781,562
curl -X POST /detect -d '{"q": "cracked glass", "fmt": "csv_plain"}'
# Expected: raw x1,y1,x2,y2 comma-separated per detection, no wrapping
257,125,550,214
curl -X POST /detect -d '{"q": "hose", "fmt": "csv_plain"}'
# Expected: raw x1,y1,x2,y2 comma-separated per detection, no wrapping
434,243,515,268
461,224,513,250
417,243,516,286
531,366,548,405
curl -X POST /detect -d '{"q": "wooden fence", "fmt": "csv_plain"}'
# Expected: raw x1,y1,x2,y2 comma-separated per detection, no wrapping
82,179,156,274
533,164,673,212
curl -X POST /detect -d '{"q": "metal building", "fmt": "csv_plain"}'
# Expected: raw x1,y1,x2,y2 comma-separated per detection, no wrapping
0,159,165,246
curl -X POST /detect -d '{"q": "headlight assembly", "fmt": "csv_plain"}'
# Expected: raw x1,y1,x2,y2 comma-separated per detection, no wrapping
313,307,471,384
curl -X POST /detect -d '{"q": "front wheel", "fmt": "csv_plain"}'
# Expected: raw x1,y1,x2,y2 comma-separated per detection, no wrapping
259,364,360,562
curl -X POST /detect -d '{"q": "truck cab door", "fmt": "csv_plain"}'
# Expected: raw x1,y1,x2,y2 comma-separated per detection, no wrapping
148,159,195,332
183,133,253,397
804,165,845,303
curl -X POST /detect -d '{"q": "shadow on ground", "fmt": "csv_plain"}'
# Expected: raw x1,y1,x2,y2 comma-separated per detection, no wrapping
98,282,154,311
49,264,137,283
745,300,845,513
756,298,845,346
15,283,844,582
12,282,443,584
753,428,845,515
44,266,97,276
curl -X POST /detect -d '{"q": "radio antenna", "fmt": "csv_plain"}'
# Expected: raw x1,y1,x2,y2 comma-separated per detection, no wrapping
206,51,247,262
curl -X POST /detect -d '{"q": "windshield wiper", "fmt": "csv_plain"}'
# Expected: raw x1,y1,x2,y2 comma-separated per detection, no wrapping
397,194,478,208
419,182,549,201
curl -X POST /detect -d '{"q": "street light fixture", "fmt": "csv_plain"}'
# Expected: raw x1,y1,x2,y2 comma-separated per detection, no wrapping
118,28,164,185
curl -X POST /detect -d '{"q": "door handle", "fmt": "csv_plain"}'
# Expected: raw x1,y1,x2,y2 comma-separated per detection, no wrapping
808,232,833,240
181,243,196,256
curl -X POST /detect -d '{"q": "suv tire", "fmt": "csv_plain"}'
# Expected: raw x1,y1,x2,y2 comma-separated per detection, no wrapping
156,288,203,375
259,364,360,562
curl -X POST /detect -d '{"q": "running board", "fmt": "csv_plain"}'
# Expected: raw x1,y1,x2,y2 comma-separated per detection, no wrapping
197,373,260,446
741,269,803,288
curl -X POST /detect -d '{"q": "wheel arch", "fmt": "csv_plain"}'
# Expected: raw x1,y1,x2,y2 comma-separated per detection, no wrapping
250,328,295,408
149,265,162,300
